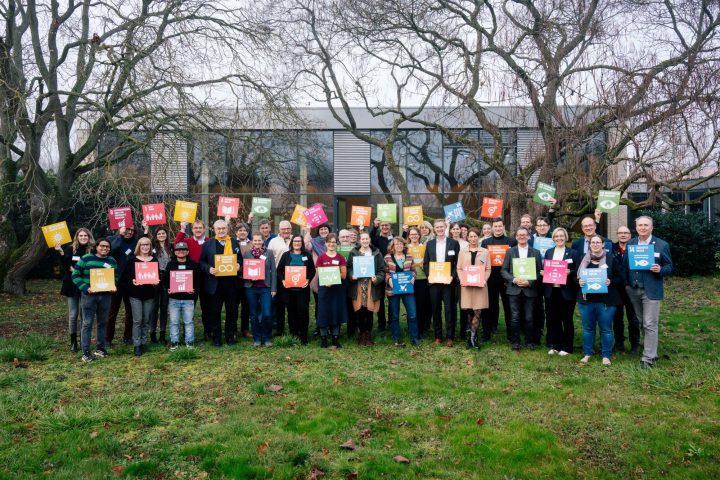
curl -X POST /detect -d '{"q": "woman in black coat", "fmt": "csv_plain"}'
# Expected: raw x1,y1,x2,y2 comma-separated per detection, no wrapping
277,235,316,344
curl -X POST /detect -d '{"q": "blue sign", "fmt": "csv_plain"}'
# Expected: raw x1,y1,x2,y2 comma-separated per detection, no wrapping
443,202,466,223
391,271,414,294
627,244,654,270
533,236,555,256
352,256,375,278
580,268,608,294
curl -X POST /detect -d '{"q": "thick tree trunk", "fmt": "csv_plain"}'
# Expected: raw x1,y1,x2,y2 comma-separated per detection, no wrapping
2,226,48,294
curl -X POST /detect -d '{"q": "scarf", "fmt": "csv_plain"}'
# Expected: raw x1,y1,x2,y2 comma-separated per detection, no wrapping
215,235,233,255
310,235,327,256
251,246,266,259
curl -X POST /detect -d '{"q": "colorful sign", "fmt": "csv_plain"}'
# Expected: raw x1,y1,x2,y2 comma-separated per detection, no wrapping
243,258,265,281
512,257,537,281
428,261,452,284
533,182,556,206
173,200,198,223
337,245,354,259
108,206,133,230
217,197,240,218
134,262,159,285
41,221,72,247
90,268,115,292
377,204,398,223
214,254,237,277
581,268,608,294
407,245,426,266
251,197,272,218
459,265,487,287
533,237,555,256
487,244,510,267
169,270,194,294
391,271,414,294
303,204,329,228
285,266,307,288
318,266,342,286
628,244,654,270
290,204,309,227
350,206,372,227
352,256,375,278
444,202,466,223
403,206,424,226
480,198,503,219
542,259,568,285
597,190,621,213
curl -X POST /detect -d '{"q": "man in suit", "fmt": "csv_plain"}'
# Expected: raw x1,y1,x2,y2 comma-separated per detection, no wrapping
571,213,613,255
199,219,241,347
501,227,543,351
624,215,673,369
480,218,517,340
612,225,640,354
423,218,460,346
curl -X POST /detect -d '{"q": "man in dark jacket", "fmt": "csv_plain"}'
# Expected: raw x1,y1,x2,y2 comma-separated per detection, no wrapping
480,218,517,341
612,226,640,354
423,219,460,346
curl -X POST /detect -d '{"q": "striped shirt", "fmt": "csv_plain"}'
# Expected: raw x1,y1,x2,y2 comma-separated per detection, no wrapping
72,254,119,294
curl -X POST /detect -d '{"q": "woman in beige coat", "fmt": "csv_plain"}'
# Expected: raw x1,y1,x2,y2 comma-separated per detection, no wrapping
457,228,492,348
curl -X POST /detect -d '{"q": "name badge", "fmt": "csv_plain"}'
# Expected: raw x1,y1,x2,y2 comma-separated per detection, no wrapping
600,264,608,269
302,256,308,261
125,248,132,255
260,255,267,261
448,250,455,256
567,259,573,264
331,259,339,265
197,239,205,245
103,263,111,268
152,248,157,254
72,256,80,261
178,265,187,270
654,252,660,258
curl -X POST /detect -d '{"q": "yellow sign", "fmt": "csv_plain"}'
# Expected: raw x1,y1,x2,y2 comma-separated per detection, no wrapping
173,200,198,223
403,206,424,226
41,221,72,247
428,261,452,284
214,254,238,276
290,204,308,227
407,245,426,266
90,268,116,292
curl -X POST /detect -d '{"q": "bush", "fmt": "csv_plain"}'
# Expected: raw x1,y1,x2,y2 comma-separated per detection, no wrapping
638,209,720,277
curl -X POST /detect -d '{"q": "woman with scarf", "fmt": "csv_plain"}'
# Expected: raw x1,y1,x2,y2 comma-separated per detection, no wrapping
315,233,347,348
55,227,95,352
419,221,434,244
242,232,277,347
347,232,386,346
304,222,331,334
235,221,253,338
384,237,418,347
277,235,316,344
576,234,624,366
150,226,172,344
457,228,492,348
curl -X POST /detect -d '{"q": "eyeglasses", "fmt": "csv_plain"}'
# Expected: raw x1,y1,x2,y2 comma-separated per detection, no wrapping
590,241,604,245
97,244,110,249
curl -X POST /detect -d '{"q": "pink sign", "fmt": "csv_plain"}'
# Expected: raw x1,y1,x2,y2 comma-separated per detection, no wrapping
108,207,133,230
142,203,166,226
543,259,568,285
243,258,265,281
302,204,328,228
459,265,487,287
217,196,240,218
169,270,193,293
135,262,159,285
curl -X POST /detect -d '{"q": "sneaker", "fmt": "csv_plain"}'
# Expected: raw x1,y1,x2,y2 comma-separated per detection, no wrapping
394,341,406,348
264,341,273,347
169,342,179,352
602,357,612,366
548,349,558,355
93,349,107,358
185,342,194,349
639,360,653,369
580,355,590,364
558,350,569,357
253,341,261,347
81,354,94,363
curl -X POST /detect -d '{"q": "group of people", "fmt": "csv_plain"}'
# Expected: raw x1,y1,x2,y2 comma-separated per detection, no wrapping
58,207,672,369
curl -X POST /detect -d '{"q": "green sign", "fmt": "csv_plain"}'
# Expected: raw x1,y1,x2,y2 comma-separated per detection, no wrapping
533,182,556,206
512,258,537,281
251,197,272,218
597,190,621,213
377,204,397,223
318,266,342,286
337,245,354,259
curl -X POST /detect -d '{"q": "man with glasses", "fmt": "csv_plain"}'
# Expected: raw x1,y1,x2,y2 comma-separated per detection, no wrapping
371,218,394,332
267,221,293,336
571,214,612,255
612,226,639,354
529,217,553,346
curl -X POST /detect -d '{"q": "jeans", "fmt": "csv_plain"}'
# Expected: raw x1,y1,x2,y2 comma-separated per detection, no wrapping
67,295,82,335
130,297,155,347
169,298,195,344
80,293,111,354
508,293,535,346
388,294,419,343
579,302,616,358
626,286,662,363
246,286,273,343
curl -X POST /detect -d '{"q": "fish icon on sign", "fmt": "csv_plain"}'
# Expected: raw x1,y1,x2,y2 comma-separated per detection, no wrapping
587,283,602,291
635,259,649,267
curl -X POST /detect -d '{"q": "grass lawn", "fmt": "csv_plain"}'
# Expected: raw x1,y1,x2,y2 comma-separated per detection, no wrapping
0,277,718,479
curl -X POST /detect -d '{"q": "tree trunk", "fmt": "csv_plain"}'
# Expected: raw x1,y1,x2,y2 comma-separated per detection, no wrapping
2,227,47,295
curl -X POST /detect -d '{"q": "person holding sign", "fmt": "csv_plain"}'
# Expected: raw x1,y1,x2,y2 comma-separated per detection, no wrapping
407,228,431,338
71,238,118,362
577,235,624,365
176,219,212,340
384,237,418,347
315,234,348,348
370,218,394,332
543,227,580,356
501,228,543,351
529,217,553,348
481,218,517,341
571,213,611,255
56,228,95,352
199,219,241,347
242,233,277,347
163,242,200,350
149,227,172,344
122,237,160,357
457,228,492,348
267,221,293,337
624,215,673,369
611,226,640,354
348,232,386,346
277,235,316,345
423,219,460,346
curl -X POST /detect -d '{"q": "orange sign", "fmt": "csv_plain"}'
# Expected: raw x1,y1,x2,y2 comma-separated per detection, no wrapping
290,204,308,227
41,221,72,247
481,198,503,219
428,261,452,284
407,245,425,266
350,206,372,227
90,268,115,292
214,254,238,276
460,265,487,287
285,266,307,288
488,244,510,267
403,206,424,226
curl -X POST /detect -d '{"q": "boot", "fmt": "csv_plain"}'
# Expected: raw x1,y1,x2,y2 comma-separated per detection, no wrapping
134,346,142,357
320,336,329,348
358,332,365,346
332,336,342,349
159,331,166,345
70,334,78,353
150,332,158,343
366,332,374,347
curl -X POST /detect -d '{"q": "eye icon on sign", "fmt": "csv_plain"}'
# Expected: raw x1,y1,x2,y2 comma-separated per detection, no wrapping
599,200,617,210
254,205,269,214
538,192,552,201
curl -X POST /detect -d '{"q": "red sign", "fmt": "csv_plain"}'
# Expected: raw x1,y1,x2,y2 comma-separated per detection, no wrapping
141,203,166,226
303,204,328,228
459,265,486,287
134,262,159,285
169,270,194,293
108,207,133,230
480,198,503,219
217,196,240,218
543,259,568,285
243,258,265,281
285,266,307,288
488,244,510,267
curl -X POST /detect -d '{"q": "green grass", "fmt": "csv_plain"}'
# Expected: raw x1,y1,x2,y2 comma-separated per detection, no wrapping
0,277,718,479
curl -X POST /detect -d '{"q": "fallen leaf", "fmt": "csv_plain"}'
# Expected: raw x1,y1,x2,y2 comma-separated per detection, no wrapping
257,441,270,455
89,431,99,439
393,455,410,464
111,465,124,476
475,418,484,426
321,448,330,458
308,466,325,479
439,415,452,421
139,452,145,459
214,397,224,404
360,428,372,439
340,439,356,450
346,473,358,480
103,422,112,429
488,400,497,407
409,351,417,357
269,384,283,392
333,377,341,385
123,454,133,461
